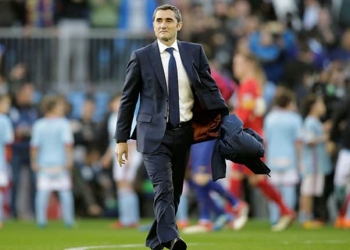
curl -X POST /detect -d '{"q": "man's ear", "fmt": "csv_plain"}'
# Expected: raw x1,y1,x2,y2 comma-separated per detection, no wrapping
177,22,183,31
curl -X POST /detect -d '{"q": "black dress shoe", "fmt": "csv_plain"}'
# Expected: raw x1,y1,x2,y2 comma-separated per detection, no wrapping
152,245,164,250
170,238,187,250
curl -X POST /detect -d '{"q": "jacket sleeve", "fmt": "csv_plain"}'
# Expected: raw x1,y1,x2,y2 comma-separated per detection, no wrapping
115,51,141,142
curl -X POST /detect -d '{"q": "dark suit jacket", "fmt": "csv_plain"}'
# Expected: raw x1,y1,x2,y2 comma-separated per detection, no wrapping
211,114,271,181
115,40,228,153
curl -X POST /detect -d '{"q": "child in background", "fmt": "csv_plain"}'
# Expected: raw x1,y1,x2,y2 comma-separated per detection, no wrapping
264,88,302,226
0,94,14,228
100,93,141,228
30,96,75,228
299,95,331,228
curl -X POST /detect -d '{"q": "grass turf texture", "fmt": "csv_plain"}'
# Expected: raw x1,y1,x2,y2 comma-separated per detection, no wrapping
0,219,348,250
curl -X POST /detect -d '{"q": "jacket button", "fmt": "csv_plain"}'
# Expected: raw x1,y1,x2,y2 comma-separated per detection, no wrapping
164,116,167,119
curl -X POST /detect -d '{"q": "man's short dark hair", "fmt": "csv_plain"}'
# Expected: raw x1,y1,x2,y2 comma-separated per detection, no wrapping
152,4,182,23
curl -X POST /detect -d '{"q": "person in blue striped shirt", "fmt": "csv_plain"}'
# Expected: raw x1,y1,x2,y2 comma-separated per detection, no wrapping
30,95,75,228
0,94,14,229
264,88,302,229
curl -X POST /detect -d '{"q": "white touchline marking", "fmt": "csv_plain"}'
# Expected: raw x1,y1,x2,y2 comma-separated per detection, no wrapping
64,244,144,250
65,243,200,250
304,240,346,244
282,240,347,245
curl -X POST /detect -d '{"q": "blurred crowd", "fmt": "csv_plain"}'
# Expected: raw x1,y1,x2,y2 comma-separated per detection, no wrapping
0,0,350,231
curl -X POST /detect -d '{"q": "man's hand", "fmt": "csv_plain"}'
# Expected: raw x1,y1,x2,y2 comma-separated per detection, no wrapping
116,142,128,166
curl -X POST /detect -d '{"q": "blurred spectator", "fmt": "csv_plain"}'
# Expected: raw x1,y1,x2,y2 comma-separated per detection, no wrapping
330,95,350,228
0,93,14,229
118,0,156,32
7,63,28,96
0,0,26,27
330,29,350,62
203,44,236,102
229,0,254,38
312,62,347,120
271,0,301,31
249,21,297,84
23,1,56,88
26,0,55,27
72,159,103,217
71,98,98,165
30,95,75,228
55,0,90,86
114,0,157,62
77,147,115,217
89,0,119,82
9,83,39,219
310,7,338,50
264,88,302,225
302,0,321,31
188,3,212,45
258,0,278,21
90,0,119,28
209,0,238,72
283,42,315,107
332,0,350,30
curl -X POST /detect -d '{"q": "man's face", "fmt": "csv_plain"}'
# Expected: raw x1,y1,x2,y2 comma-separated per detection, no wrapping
153,9,182,45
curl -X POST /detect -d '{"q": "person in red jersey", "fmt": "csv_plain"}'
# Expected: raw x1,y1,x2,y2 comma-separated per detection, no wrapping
229,49,295,231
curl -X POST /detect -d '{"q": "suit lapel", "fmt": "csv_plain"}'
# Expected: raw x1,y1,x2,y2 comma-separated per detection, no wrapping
148,41,167,93
178,41,195,85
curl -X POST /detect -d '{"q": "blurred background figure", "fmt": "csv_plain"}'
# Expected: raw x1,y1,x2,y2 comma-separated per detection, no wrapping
9,83,38,219
229,49,295,232
299,95,331,228
71,98,98,168
264,88,302,226
100,93,141,228
183,140,249,234
55,0,90,88
30,95,75,228
330,95,350,229
0,94,14,229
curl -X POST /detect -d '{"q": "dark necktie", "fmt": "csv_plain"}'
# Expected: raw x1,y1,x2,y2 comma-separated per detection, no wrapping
166,47,180,127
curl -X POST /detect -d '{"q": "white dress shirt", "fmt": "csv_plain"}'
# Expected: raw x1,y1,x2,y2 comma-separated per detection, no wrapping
157,40,194,123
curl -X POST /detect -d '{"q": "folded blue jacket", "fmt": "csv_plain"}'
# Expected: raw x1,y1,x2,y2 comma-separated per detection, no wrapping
211,114,271,181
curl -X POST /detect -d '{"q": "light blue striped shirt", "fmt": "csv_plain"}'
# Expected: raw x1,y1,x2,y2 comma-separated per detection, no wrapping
301,116,331,176
30,117,73,176
264,109,302,172
0,114,14,170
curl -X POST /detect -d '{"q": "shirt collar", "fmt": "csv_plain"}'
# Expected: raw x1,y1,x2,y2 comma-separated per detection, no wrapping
157,40,179,54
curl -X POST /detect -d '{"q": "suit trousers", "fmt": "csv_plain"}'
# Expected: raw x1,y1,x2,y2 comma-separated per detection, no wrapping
142,124,193,249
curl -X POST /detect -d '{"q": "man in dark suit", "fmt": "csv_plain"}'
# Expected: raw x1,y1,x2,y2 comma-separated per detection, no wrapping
115,4,228,250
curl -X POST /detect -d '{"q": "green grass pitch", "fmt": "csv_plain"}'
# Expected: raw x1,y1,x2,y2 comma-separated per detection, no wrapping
0,219,349,250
